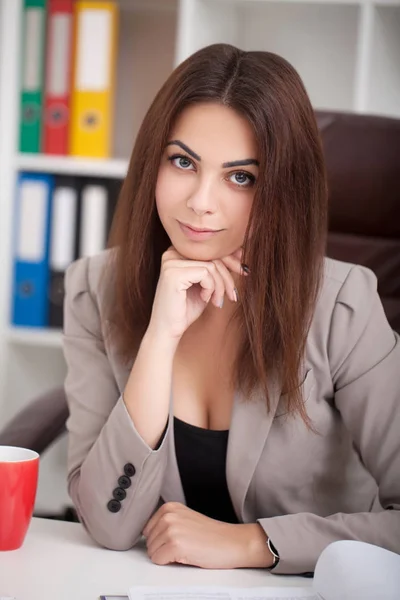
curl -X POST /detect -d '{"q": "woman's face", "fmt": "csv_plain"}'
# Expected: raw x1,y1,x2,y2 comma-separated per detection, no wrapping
156,102,259,261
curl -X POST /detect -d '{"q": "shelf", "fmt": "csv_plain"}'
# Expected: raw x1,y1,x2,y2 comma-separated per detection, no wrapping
372,0,400,5
214,0,400,5
119,0,177,11
15,154,129,179
6,327,63,348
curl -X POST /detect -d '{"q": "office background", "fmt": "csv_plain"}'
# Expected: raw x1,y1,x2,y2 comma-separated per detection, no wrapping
0,0,399,518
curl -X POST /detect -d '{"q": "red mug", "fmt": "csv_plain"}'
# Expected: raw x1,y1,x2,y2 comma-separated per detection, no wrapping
0,446,39,551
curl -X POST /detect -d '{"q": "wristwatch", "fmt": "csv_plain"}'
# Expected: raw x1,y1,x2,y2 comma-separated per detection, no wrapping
266,537,280,569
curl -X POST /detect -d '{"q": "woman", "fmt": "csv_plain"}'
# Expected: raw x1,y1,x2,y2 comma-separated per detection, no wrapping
63,43,400,575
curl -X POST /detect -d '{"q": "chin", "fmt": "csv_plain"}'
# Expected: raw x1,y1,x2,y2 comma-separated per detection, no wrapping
172,238,225,262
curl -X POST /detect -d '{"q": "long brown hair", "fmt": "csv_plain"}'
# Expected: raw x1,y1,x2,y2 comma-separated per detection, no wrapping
106,43,328,424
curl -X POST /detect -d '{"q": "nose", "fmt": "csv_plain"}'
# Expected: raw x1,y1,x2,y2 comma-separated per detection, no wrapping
186,176,217,216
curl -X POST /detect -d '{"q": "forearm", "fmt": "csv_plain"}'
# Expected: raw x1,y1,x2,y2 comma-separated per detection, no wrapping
123,329,179,449
68,396,170,550
258,508,400,574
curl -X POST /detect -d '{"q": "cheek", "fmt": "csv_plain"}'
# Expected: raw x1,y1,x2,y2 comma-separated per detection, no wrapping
225,194,253,237
155,168,190,218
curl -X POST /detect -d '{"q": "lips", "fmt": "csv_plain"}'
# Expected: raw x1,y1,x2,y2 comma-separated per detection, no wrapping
178,221,223,241
179,222,221,233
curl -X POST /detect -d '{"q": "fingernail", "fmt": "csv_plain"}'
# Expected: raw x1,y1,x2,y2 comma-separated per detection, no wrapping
241,263,250,275
233,288,239,302
219,298,224,309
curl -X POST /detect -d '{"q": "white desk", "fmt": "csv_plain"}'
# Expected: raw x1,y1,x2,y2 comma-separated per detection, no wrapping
0,518,312,600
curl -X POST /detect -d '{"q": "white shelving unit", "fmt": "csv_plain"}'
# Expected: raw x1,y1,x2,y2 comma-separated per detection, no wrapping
0,0,399,515
6,327,63,348
15,154,130,178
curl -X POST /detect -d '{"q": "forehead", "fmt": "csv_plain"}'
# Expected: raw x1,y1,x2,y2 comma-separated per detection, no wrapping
169,102,258,162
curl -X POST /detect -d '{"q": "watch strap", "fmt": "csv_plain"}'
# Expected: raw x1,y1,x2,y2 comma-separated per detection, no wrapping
266,536,280,570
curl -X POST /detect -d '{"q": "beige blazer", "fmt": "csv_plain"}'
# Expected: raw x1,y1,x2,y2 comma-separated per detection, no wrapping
63,249,400,575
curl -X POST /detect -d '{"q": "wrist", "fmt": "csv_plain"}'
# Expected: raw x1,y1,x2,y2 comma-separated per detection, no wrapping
142,327,180,355
239,524,275,569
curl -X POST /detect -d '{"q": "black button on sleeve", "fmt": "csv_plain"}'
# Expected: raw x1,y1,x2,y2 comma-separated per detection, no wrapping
107,499,121,513
118,475,131,489
124,463,136,477
113,487,127,501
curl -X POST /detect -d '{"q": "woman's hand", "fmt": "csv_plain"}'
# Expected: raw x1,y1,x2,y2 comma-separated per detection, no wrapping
147,247,244,341
142,502,273,569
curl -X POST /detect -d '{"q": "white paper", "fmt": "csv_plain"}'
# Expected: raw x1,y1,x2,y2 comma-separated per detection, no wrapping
128,540,400,600
128,586,318,600
314,540,400,600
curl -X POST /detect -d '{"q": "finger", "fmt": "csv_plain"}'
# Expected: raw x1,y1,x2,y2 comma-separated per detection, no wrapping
148,539,171,565
177,261,227,308
146,522,165,555
170,266,216,303
164,256,241,283
212,260,237,303
219,253,245,276
142,507,162,539
150,541,184,566
147,535,169,562
146,521,175,558
143,502,185,539
166,264,223,306
145,508,176,548
205,261,226,308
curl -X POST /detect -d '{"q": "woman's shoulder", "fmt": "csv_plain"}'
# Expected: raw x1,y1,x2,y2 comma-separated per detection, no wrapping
320,255,378,313
313,256,380,338
64,249,115,322
66,248,113,290
310,256,395,384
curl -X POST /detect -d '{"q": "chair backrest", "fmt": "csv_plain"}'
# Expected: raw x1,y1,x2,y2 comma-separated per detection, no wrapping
316,110,400,333
0,387,68,454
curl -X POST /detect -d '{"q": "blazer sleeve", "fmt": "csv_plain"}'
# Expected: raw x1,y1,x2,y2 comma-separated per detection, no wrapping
63,256,169,550
258,265,400,575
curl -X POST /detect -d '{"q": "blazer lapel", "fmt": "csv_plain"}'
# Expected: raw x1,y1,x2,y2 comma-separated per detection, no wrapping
226,378,281,522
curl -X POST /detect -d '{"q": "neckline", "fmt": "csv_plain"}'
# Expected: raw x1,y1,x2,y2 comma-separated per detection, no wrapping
174,416,229,436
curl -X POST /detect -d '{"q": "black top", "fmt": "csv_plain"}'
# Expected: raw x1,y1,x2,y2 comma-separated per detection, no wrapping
173,417,239,524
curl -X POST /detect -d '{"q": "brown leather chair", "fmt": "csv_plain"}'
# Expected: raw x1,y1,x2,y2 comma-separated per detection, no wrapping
317,110,400,333
1,109,399,458
0,386,68,454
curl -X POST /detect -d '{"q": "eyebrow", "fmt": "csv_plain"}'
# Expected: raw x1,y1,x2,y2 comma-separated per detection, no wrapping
166,140,259,168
